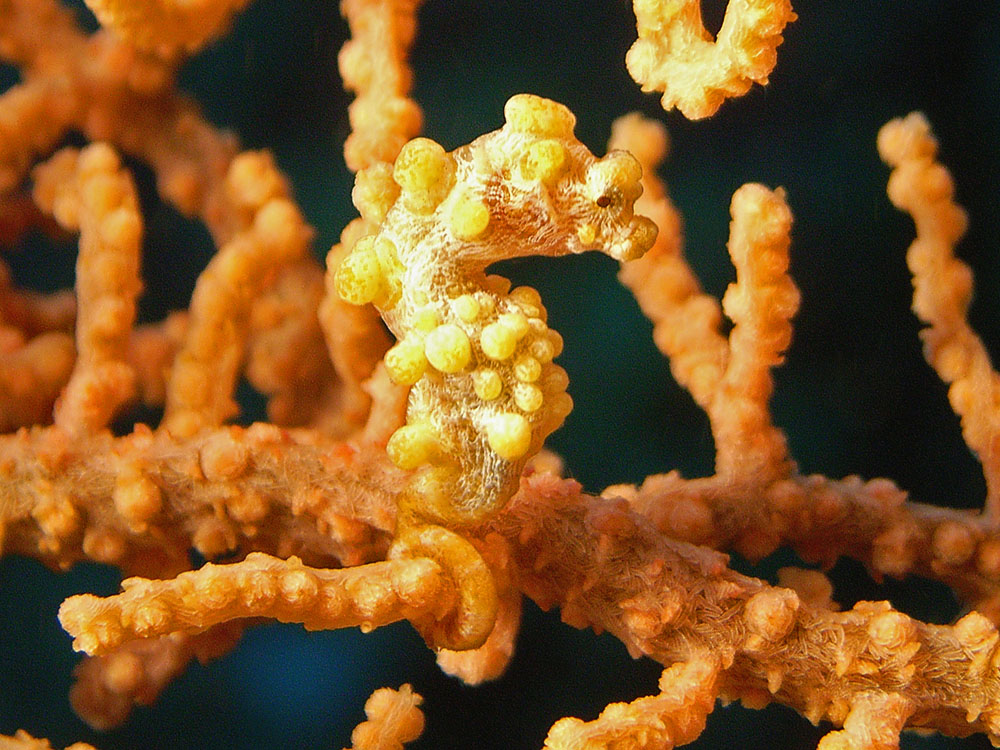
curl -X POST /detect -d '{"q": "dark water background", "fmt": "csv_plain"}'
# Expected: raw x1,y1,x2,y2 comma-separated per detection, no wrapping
2,1,1000,748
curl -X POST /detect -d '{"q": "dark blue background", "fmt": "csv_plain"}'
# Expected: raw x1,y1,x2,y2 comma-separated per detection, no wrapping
3,1,1000,748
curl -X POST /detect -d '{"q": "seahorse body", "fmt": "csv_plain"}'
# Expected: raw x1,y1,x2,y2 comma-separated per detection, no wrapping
337,94,656,528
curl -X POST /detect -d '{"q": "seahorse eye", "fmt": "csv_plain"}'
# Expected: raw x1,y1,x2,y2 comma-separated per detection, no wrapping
586,152,643,205
595,194,612,208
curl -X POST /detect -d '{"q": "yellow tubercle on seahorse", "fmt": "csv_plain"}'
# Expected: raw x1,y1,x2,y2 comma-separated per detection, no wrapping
337,94,656,528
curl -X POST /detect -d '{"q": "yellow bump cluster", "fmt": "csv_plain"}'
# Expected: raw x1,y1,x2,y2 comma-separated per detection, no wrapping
504,94,576,139
513,354,541,382
393,138,456,214
509,286,545,318
472,368,503,401
335,235,403,308
449,192,491,240
480,312,529,361
486,413,532,461
520,139,568,185
412,306,439,332
384,337,427,385
513,383,543,412
530,333,558,363
387,423,438,470
424,324,472,373
452,294,481,322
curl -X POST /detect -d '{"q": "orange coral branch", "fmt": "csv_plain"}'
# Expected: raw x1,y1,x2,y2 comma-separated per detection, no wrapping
544,660,719,750
815,691,913,750
493,473,1000,743
344,685,425,750
618,470,1000,608
162,154,311,437
610,112,1000,620
4,0,344,436
59,552,456,656
246,259,340,429
0,732,95,750
0,274,76,339
879,112,1000,525
613,115,729,413
32,144,143,436
0,79,77,194
320,0,426,434
68,623,245,730
613,116,797,482
0,424,400,572
338,0,423,172
82,0,252,57
714,183,799,479
0,332,74,431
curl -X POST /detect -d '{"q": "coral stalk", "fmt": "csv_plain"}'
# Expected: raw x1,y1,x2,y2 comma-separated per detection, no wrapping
879,113,1000,525
32,144,143,437
496,473,1000,745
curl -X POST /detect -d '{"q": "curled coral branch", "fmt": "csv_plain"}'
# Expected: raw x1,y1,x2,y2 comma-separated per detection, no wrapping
627,0,797,119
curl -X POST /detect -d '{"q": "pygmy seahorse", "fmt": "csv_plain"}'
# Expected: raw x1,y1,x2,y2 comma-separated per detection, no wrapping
337,94,656,531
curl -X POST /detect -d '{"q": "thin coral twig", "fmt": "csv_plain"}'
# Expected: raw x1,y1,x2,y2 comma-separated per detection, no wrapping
343,685,425,750
33,144,143,436
58,553,457,656
879,112,1000,526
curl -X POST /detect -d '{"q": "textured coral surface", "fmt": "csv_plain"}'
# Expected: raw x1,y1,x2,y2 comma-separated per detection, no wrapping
2,2,1000,750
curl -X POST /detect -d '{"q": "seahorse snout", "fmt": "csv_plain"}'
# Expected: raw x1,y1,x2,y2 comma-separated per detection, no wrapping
579,151,656,261
608,214,658,262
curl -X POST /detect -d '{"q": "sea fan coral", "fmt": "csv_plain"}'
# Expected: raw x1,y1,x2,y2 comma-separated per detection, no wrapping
2,2,1000,749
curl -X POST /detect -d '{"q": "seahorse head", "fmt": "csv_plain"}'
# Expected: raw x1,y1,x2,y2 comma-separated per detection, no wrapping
339,95,657,294
478,94,659,265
